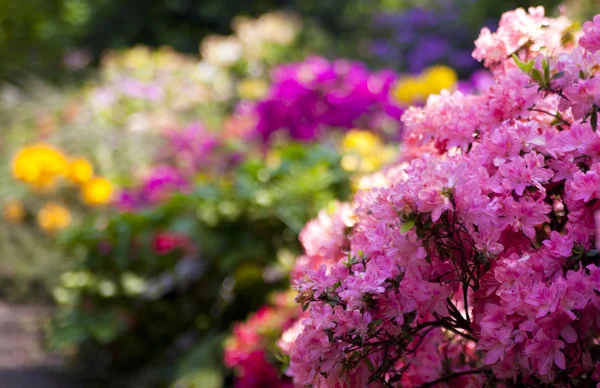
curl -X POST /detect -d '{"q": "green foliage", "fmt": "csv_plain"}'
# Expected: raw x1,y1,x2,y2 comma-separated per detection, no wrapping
48,141,351,383
0,0,89,82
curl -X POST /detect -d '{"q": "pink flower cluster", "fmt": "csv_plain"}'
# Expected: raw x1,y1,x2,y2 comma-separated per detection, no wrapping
292,203,355,279
225,202,355,387
115,122,240,210
580,15,600,54
288,9,600,387
472,6,574,72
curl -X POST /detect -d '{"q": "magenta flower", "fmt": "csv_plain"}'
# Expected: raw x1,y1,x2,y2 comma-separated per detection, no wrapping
254,57,403,142
524,330,566,376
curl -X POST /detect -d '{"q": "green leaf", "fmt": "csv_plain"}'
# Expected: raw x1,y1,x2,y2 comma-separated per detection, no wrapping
400,218,416,233
552,71,565,80
367,319,383,331
512,54,533,73
542,58,550,85
592,110,598,132
85,311,122,344
530,68,544,86
364,356,375,372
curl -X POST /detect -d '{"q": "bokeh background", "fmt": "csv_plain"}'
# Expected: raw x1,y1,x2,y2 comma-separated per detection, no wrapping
0,0,597,387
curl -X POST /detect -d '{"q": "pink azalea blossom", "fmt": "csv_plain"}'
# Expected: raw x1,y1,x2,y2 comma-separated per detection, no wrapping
580,15,600,53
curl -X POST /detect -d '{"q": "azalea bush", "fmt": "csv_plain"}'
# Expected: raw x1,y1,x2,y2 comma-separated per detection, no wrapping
272,7,600,387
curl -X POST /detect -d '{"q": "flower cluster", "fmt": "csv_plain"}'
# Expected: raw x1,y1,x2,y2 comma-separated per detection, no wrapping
8,144,112,233
113,121,240,210
369,6,480,75
12,144,70,191
288,8,600,387
253,57,404,141
12,144,113,206
37,202,72,234
204,11,302,67
472,6,575,71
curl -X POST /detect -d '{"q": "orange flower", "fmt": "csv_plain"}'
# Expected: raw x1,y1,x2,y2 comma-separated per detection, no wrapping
3,200,25,223
37,202,71,233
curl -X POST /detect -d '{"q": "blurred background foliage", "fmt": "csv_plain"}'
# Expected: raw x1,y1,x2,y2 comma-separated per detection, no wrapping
1,0,597,387
0,0,575,83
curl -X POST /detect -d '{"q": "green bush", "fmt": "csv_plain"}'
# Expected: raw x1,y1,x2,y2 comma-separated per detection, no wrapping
48,141,351,384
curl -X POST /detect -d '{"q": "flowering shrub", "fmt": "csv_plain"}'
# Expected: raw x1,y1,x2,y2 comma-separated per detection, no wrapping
287,8,600,387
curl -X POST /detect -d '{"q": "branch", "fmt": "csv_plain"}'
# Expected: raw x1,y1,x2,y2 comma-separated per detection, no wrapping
418,369,492,388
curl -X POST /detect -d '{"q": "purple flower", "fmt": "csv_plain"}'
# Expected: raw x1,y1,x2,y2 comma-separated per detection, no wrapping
369,6,482,75
253,57,403,142
141,166,190,205
119,77,164,101
162,122,219,174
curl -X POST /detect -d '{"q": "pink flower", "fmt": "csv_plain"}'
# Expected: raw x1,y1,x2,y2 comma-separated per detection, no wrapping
570,163,600,202
524,330,566,375
152,232,190,255
580,15,600,53
502,196,551,238
493,153,553,195
542,231,574,258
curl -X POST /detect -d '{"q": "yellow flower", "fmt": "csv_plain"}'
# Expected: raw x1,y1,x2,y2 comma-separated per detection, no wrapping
81,177,113,206
421,65,458,96
37,202,71,233
341,130,383,155
392,76,429,105
392,65,458,105
3,200,25,223
68,158,94,185
340,130,393,173
237,78,268,100
12,144,69,190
